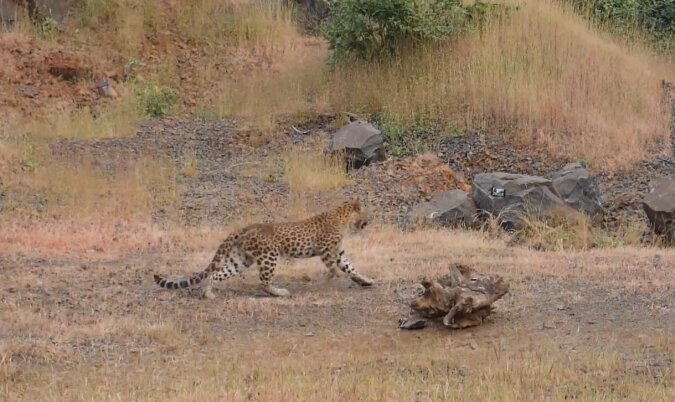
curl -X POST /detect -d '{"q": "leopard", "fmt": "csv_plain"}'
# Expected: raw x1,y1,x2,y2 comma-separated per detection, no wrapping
153,197,374,299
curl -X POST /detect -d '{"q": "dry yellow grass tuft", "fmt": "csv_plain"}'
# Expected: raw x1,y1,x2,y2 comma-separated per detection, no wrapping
283,138,349,220
285,147,347,196
17,100,139,141
0,153,180,257
515,207,595,251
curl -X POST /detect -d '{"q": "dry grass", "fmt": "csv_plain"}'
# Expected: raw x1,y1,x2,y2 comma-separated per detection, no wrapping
4,334,671,401
283,138,349,220
344,225,675,288
175,0,297,49
324,0,674,169
0,153,180,257
515,207,595,251
14,98,139,141
1,154,178,219
196,38,328,131
77,0,303,59
285,144,347,197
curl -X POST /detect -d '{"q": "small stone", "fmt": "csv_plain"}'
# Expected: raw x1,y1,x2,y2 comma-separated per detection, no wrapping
398,317,427,330
18,84,39,98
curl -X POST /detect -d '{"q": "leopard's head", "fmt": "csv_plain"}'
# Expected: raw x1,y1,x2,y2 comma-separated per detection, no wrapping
345,197,369,231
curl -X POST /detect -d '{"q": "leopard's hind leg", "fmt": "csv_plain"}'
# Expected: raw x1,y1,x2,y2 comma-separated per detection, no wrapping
202,241,252,299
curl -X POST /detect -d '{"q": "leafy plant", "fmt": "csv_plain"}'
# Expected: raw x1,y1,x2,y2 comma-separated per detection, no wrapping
321,0,466,64
35,16,59,40
136,84,178,117
566,0,675,51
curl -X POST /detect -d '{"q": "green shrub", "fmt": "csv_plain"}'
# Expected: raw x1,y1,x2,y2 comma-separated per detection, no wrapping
35,16,59,40
378,118,441,157
322,0,468,64
567,0,675,50
136,84,178,117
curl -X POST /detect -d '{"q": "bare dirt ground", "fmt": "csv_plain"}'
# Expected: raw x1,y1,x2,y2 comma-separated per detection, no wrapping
1,228,673,401
3,118,671,401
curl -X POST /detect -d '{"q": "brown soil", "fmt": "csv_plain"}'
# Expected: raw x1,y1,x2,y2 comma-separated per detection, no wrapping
2,232,673,400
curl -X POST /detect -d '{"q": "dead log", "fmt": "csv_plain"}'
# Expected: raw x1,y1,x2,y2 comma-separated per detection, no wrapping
407,263,509,329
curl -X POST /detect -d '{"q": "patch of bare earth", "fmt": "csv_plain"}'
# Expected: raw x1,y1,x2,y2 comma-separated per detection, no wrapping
1,228,673,400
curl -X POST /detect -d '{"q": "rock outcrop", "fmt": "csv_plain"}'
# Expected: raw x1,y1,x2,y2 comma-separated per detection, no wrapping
326,120,386,170
642,177,675,241
550,163,603,219
406,190,476,228
471,172,565,229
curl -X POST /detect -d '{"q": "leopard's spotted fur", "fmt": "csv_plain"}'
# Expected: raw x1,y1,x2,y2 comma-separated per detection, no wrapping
153,198,373,298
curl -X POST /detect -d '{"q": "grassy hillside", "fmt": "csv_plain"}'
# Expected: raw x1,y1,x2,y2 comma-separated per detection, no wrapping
0,0,673,230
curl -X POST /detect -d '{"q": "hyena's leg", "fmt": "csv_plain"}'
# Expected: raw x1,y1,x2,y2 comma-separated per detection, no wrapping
336,249,373,286
257,252,289,297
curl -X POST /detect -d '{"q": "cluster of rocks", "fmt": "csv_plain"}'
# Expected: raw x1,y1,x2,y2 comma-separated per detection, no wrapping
327,119,675,241
408,165,603,231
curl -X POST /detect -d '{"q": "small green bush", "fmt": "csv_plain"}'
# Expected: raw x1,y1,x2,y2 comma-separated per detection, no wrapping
567,0,675,51
35,16,59,40
378,118,441,157
136,84,178,117
322,0,468,64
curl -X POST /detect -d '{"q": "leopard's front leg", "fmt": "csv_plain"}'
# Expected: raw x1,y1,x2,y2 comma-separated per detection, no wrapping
320,251,340,281
257,253,290,297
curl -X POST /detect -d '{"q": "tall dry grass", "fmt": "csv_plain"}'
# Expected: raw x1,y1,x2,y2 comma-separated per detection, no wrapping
0,152,180,256
325,0,674,169
77,0,302,57
283,137,349,219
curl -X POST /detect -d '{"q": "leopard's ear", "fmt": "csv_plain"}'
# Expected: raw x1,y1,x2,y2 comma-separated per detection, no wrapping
349,196,361,210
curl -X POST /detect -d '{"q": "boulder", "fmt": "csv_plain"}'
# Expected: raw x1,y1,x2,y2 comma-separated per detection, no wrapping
642,177,675,241
471,172,565,229
406,190,476,228
326,120,386,169
550,163,603,219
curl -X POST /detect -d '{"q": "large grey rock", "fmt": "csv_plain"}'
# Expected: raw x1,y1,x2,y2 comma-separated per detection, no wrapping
550,163,603,219
642,177,675,241
327,120,386,169
406,190,476,228
471,172,565,229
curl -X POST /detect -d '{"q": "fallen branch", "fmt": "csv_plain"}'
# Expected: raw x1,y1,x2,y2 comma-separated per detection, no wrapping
403,263,509,329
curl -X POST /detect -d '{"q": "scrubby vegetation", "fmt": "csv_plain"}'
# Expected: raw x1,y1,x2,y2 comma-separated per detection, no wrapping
566,0,675,51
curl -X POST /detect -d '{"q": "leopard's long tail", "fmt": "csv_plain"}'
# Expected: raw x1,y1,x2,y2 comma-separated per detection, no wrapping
154,270,209,289
154,231,243,290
